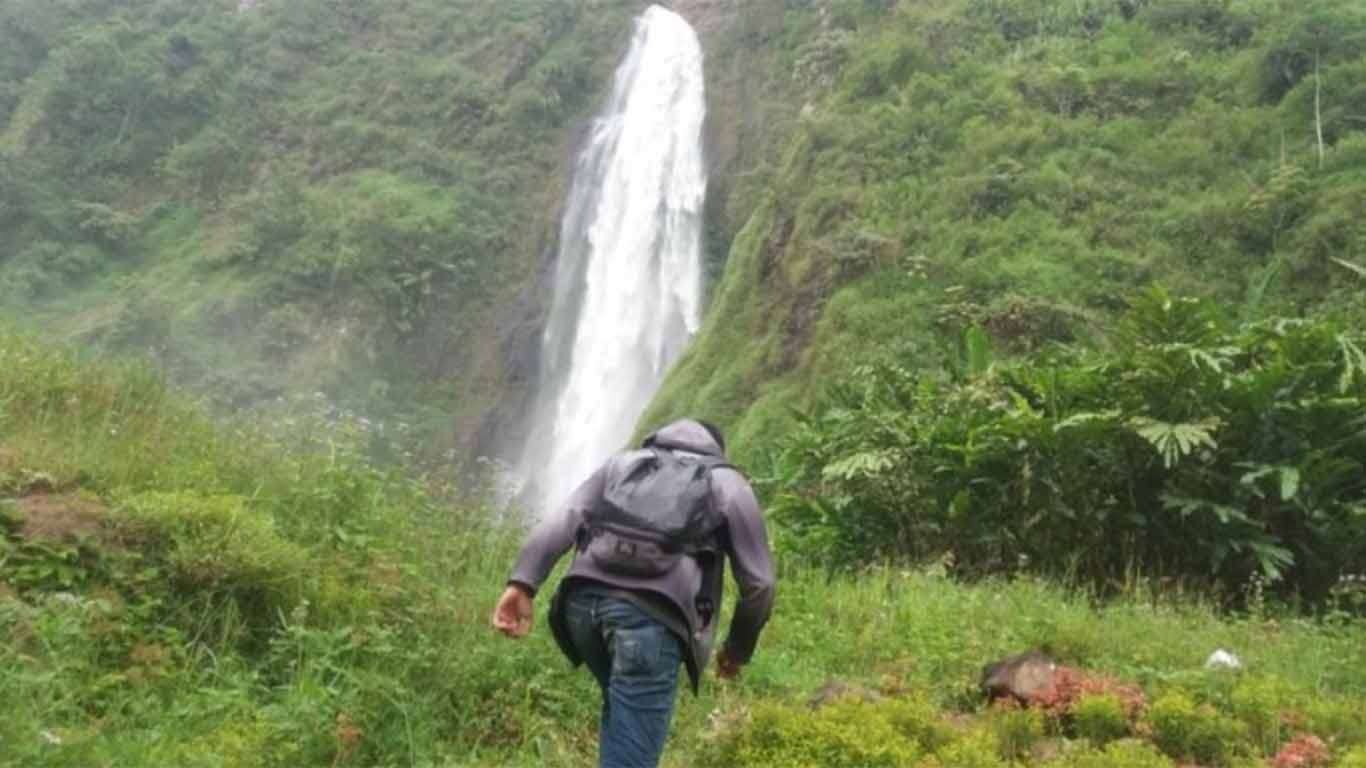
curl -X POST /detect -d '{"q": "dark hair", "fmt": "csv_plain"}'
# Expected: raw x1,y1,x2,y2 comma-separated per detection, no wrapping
697,419,726,454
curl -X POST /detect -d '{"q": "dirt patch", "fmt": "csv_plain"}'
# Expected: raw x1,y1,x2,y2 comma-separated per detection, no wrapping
15,493,111,545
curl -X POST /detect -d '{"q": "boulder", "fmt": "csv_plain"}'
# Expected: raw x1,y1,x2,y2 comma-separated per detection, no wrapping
981,650,1057,703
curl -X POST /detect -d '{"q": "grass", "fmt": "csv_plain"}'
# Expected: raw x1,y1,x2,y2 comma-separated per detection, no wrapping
2,329,1365,767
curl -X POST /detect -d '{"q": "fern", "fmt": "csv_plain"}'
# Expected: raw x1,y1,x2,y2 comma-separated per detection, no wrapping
822,449,897,482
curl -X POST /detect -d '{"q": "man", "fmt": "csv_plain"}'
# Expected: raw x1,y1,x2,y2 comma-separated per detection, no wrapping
492,419,775,768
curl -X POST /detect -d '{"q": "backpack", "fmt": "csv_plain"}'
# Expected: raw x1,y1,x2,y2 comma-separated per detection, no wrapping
581,447,732,578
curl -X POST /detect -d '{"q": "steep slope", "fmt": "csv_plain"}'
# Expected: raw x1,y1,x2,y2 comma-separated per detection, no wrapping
0,0,647,464
4,326,1364,767
4,0,1364,476
643,0,1366,464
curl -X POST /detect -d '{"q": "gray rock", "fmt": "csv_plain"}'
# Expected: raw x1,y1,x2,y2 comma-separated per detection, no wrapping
981,650,1057,703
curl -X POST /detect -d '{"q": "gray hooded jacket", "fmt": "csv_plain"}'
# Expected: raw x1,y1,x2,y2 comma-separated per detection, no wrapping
508,419,776,692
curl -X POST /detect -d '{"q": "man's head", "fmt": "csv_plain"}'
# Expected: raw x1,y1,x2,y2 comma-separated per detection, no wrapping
642,418,727,456
696,420,726,454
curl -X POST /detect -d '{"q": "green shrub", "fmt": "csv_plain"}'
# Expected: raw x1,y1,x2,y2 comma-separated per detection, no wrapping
1339,746,1366,768
114,490,309,641
766,292,1366,602
990,705,1045,760
1298,697,1366,747
118,491,303,591
1229,677,1295,755
885,695,958,752
700,699,925,767
1072,693,1130,745
1060,739,1174,768
921,730,1006,768
1147,691,1250,766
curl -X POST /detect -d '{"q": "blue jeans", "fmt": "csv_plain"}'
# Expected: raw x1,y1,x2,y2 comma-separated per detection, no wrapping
563,588,683,768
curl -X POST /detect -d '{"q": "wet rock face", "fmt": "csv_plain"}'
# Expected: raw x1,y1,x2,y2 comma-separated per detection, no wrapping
665,0,739,41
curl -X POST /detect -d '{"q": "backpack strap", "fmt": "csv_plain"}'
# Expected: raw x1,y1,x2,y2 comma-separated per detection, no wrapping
691,455,737,628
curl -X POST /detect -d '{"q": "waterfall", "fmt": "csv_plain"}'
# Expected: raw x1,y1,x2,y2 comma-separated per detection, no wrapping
520,5,707,514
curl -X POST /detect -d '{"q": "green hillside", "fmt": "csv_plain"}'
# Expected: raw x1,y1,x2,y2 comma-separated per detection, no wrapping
4,1,1366,764
1,0,647,462
3,328,1365,767
645,0,1366,461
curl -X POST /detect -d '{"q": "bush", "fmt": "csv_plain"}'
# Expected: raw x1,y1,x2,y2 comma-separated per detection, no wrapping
1339,746,1366,768
1297,697,1366,747
1147,691,1249,766
1072,694,1130,745
699,698,926,767
990,705,1045,760
767,292,1366,603
919,731,1006,768
1061,739,1175,768
697,694,1042,768
1230,677,1295,756
114,490,309,641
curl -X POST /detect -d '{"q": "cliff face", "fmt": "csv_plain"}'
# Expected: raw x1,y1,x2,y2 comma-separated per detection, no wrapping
477,0,799,470
670,0,793,278
0,0,646,470
667,0,737,39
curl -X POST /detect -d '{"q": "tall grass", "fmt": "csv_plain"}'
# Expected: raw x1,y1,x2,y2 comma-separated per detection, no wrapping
2,330,1364,767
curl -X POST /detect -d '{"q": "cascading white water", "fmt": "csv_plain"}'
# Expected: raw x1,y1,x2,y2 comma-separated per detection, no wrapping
521,5,707,514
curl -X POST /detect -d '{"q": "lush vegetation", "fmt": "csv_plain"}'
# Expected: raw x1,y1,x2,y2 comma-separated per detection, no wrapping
3,330,1366,766
0,0,643,458
765,291,1366,603
646,0,1366,465
6,0,1366,764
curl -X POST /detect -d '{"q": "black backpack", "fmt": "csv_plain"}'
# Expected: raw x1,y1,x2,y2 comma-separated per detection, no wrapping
582,447,732,578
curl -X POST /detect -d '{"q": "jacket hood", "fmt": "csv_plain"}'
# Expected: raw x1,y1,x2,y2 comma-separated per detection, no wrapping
642,419,723,457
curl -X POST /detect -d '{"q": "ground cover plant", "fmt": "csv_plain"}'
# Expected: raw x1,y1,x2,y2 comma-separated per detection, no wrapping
3,330,1365,767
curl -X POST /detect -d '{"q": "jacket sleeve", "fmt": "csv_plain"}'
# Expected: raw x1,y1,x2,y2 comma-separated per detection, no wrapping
507,468,604,596
717,470,776,664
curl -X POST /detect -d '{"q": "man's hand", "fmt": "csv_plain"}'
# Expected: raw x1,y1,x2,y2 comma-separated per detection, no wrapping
715,647,742,680
492,584,534,638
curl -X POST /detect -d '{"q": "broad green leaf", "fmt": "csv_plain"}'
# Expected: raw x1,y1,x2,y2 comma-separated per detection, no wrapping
1053,409,1122,432
1130,417,1221,468
1331,257,1366,278
1279,467,1300,502
1249,541,1295,582
1338,334,1366,394
821,450,895,481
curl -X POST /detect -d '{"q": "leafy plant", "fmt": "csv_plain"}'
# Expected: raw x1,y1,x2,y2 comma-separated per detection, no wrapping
1071,694,1131,745
766,292,1366,602
1147,691,1249,766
